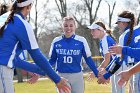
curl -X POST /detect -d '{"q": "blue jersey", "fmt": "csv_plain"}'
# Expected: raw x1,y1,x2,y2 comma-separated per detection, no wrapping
49,34,98,77
100,34,116,61
121,25,140,64
0,13,38,68
0,12,61,83
122,46,140,61
103,26,140,79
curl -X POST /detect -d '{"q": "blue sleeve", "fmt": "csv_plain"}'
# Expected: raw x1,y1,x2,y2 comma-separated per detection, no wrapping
105,60,114,71
49,43,57,66
14,16,39,50
14,57,46,76
103,58,123,79
122,46,140,60
81,37,98,77
28,49,61,84
84,56,98,77
103,72,112,79
105,56,120,71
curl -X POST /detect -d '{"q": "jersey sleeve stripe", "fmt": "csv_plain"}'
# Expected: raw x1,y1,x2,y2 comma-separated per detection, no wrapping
15,14,38,49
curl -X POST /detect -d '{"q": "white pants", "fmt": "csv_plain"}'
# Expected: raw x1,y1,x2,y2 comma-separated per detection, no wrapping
0,65,14,93
128,63,140,93
111,62,126,93
58,72,84,93
132,72,140,93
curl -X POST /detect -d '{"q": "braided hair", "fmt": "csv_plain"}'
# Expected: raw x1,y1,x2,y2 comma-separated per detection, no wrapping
0,0,24,36
118,11,135,46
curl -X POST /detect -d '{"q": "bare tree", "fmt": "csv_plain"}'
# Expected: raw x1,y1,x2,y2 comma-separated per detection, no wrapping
105,1,116,28
68,0,103,56
55,0,67,19
82,0,102,24
34,0,38,41
124,0,140,25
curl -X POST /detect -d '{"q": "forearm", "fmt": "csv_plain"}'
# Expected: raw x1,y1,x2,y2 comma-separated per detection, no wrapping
99,60,110,68
99,53,110,68
14,57,46,76
28,49,61,84
128,62,140,76
104,57,123,79
85,57,98,77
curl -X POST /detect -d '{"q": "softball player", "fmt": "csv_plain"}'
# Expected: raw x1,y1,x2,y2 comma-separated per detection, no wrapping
0,0,70,93
0,6,47,77
49,16,99,93
109,45,140,86
100,11,140,93
87,21,125,93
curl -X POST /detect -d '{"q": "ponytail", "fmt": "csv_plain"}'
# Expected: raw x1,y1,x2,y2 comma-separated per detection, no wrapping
0,1,22,36
118,11,135,46
106,30,116,42
126,16,135,45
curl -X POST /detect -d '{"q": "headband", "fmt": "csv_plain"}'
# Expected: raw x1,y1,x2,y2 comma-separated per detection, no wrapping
87,23,105,32
116,17,131,23
17,0,33,7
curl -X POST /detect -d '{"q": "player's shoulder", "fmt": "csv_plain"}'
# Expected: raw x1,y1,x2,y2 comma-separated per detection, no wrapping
52,36,63,43
74,35,87,42
133,25,140,34
106,35,115,42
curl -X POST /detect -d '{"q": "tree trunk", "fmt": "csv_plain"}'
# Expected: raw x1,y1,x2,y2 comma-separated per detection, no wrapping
16,68,23,83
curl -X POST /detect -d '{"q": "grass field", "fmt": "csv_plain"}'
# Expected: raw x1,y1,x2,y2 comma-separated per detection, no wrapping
14,78,128,93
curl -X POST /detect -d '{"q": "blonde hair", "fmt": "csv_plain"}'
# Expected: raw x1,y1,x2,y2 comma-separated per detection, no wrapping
63,16,77,28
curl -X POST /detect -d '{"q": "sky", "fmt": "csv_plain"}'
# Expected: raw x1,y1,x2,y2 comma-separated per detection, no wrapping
1,0,140,28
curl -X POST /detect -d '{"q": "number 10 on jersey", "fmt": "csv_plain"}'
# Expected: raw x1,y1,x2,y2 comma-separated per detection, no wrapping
63,56,73,63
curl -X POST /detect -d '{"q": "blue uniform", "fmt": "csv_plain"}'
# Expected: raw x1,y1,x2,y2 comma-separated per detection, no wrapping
105,25,140,93
49,34,98,75
122,25,140,93
122,46,140,60
99,34,116,61
49,34,98,93
122,26,140,64
0,12,60,84
99,34,123,93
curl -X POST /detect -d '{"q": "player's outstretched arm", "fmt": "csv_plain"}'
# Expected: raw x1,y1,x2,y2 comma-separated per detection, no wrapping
28,49,71,93
14,56,46,76
117,62,140,86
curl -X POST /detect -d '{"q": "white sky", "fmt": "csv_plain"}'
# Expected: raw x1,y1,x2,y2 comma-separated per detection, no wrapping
1,0,140,28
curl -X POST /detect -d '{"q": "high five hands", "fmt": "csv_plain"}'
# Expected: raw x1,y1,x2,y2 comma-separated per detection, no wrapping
97,68,110,84
87,68,110,84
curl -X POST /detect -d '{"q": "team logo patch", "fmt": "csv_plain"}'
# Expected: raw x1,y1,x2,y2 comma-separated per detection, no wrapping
56,44,62,48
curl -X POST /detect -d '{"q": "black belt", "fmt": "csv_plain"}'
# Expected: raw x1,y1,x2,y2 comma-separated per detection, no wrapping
127,63,135,66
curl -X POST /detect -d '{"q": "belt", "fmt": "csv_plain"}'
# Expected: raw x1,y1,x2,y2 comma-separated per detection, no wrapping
126,63,135,67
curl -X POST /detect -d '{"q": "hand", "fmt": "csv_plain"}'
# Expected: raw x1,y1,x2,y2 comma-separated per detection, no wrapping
97,74,110,84
109,45,122,55
98,68,106,75
56,77,71,93
117,70,131,87
87,72,95,81
27,73,40,84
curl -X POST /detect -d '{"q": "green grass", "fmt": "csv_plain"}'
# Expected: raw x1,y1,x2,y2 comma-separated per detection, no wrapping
14,78,128,93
